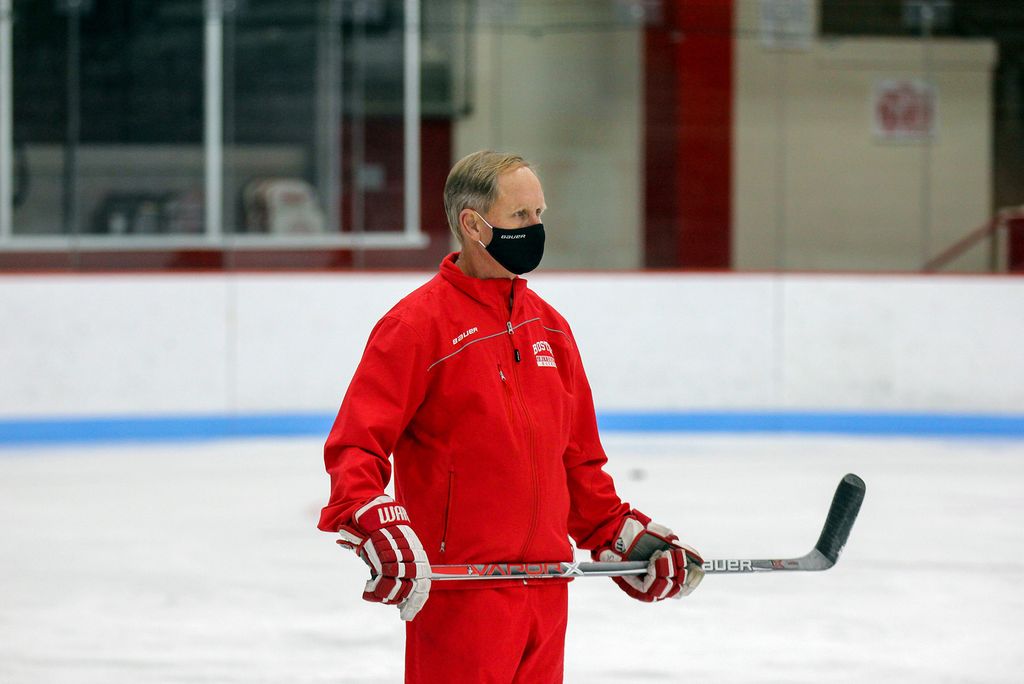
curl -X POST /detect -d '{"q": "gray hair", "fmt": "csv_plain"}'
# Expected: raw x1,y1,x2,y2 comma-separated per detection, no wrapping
443,150,532,242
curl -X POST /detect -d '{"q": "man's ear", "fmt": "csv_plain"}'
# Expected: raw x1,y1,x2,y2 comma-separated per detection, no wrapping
459,209,482,244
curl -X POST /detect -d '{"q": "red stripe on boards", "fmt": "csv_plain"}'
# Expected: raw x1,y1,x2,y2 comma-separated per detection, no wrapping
644,1,734,269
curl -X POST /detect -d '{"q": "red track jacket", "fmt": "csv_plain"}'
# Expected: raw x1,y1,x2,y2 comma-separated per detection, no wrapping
318,254,631,586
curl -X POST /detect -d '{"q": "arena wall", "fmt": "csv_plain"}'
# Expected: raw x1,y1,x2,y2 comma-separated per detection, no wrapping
2,272,1021,439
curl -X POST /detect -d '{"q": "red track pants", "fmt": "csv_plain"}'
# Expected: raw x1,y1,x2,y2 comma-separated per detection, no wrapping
405,583,569,684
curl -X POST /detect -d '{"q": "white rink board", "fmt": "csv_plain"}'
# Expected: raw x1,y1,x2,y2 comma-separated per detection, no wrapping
1,272,1023,417
1,434,1023,683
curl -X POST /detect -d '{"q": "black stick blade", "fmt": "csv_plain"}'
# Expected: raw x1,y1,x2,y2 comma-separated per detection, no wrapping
813,473,866,566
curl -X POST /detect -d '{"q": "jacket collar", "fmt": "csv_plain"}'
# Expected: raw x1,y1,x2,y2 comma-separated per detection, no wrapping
439,252,528,314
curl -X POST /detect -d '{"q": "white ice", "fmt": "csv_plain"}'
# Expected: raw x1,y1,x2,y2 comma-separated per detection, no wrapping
2,434,1023,683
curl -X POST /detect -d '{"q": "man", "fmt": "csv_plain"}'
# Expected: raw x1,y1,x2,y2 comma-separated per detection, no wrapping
318,150,702,683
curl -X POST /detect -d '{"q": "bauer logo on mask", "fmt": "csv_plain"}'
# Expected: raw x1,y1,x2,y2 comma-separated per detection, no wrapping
473,211,545,275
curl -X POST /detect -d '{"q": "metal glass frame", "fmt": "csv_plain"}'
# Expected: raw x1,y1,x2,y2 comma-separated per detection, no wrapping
0,0,12,242
0,0,427,253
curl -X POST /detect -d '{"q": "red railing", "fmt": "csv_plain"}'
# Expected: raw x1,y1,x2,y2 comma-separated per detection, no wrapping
923,207,1024,273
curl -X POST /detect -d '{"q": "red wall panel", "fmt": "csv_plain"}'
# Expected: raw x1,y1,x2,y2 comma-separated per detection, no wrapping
645,0,734,269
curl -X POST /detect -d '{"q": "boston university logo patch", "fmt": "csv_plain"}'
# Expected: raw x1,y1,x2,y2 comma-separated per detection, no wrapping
532,340,557,368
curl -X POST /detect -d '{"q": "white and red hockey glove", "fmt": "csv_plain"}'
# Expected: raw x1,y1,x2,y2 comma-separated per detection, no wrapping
594,510,704,602
336,495,431,621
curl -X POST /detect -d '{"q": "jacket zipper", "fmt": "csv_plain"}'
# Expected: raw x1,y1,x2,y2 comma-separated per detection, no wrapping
440,468,455,554
507,284,539,559
511,358,539,560
508,285,521,363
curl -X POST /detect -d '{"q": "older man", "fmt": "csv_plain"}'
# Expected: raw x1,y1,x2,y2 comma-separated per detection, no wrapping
318,150,702,683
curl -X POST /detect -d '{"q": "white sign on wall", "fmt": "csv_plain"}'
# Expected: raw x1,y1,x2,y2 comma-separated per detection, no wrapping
873,79,938,141
759,0,813,50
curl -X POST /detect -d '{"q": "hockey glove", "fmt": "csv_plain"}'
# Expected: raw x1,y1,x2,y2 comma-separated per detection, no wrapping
594,510,704,602
337,495,431,621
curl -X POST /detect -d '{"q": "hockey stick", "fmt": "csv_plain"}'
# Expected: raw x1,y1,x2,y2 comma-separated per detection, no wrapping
430,473,865,581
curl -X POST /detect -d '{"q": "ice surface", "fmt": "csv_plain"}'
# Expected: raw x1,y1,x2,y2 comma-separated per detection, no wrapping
2,434,1023,683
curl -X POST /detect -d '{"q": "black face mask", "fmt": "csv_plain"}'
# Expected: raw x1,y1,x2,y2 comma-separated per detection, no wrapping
474,212,545,275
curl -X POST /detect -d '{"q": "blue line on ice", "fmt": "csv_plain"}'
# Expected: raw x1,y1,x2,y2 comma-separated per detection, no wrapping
1,410,1024,447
